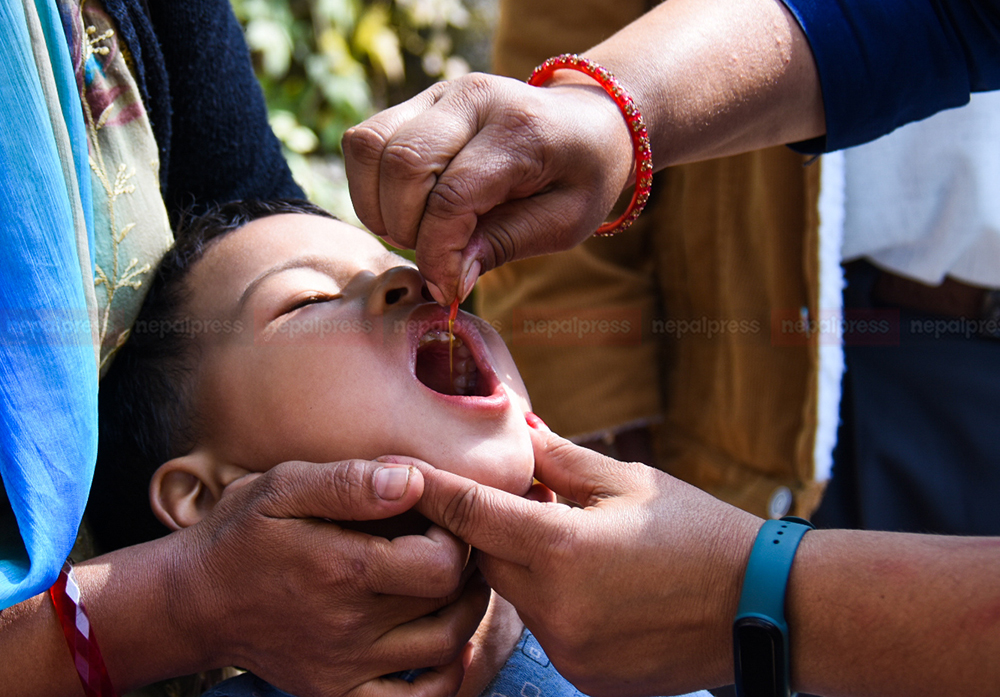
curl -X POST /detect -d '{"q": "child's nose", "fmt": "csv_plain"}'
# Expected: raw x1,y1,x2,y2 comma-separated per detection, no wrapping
366,266,429,315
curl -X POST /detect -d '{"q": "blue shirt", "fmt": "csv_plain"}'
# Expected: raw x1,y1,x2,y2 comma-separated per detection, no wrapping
199,629,712,697
781,0,1000,152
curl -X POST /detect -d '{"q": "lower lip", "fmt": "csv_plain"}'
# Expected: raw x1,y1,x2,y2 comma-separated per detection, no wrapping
416,378,511,413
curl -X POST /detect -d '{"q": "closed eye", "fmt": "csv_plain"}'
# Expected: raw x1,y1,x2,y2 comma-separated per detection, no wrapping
284,293,341,315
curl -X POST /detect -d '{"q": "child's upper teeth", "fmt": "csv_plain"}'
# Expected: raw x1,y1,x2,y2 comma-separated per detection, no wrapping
418,329,464,348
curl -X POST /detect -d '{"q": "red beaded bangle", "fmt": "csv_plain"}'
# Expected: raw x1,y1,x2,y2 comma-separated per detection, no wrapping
527,54,653,237
49,562,119,697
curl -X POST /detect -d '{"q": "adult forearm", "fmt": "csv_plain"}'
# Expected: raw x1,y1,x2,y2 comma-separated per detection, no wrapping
0,592,84,696
577,0,826,169
789,530,1000,696
0,540,202,697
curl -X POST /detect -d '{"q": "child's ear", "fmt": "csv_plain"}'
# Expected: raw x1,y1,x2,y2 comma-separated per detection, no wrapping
149,450,251,530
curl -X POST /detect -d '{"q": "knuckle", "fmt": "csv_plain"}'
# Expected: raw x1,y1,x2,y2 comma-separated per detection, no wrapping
253,463,295,508
425,177,474,222
539,516,578,563
328,459,370,509
481,225,518,268
449,71,499,103
496,108,547,170
440,484,482,538
343,123,391,167
381,139,437,182
337,607,370,638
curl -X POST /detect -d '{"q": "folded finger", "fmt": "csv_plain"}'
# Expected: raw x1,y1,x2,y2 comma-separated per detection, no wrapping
345,524,471,598
370,573,490,674
343,85,446,238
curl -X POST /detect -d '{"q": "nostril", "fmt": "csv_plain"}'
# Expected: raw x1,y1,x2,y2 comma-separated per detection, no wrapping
384,287,407,305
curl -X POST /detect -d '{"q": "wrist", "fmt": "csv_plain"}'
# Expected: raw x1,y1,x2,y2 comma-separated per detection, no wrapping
532,76,634,196
733,517,814,697
77,535,221,690
154,530,229,674
706,515,767,686
527,55,652,235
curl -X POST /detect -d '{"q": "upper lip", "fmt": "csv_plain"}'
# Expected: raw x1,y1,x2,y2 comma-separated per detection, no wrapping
405,303,502,399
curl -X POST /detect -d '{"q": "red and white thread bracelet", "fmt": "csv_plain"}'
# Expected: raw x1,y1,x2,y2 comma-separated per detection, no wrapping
49,561,119,697
527,54,653,236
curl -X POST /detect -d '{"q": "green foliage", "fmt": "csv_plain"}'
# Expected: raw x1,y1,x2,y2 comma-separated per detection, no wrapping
231,0,493,155
230,0,494,219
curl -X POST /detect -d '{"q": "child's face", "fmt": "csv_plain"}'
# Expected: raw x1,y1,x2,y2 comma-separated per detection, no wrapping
182,214,534,496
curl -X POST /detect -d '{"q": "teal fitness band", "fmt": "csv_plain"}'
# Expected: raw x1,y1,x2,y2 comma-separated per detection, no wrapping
733,516,815,697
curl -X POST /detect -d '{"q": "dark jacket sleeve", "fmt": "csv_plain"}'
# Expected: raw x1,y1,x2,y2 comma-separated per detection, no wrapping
143,0,304,219
782,0,1000,153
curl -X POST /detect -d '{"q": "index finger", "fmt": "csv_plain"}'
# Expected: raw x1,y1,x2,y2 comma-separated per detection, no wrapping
411,462,572,568
342,84,445,240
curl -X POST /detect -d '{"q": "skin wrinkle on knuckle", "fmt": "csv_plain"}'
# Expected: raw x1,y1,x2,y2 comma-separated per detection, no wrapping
440,482,482,541
495,108,547,181
344,123,391,167
329,459,369,511
252,465,298,517
537,516,579,574
483,224,518,268
425,176,475,223
453,71,501,112
382,139,440,183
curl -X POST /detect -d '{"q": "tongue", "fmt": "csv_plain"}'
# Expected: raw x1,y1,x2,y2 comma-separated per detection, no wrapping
416,342,460,395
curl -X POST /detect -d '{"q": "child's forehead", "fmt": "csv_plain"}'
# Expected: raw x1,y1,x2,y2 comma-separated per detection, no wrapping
189,214,413,309
217,213,408,268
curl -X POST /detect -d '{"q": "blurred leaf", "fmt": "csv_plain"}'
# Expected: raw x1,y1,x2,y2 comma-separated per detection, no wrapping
355,5,405,82
314,0,359,30
269,110,320,153
244,17,293,77
231,0,494,226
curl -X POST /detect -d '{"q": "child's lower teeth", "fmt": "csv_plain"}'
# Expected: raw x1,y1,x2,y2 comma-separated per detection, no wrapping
453,371,477,395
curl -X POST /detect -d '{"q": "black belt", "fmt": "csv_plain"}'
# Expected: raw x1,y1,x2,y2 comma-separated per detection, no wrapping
871,268,1000,339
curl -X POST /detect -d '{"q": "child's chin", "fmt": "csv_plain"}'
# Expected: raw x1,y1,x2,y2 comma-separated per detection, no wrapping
339,510,431,539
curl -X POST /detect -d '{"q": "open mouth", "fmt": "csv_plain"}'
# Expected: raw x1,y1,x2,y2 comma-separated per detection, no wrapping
415,329,490,397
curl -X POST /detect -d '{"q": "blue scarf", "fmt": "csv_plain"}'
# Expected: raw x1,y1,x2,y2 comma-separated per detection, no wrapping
0,0,97,609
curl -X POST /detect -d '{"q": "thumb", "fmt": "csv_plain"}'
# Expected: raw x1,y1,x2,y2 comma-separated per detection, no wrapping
529,428,638,505
251,459,425,521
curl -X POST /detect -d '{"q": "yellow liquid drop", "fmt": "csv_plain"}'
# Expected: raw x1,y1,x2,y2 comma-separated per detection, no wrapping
448,299,459,379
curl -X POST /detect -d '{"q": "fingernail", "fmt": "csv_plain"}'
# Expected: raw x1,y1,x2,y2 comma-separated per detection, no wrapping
376,233,403,250
459,259,481,303
462,642,475,671
525,412,551,432
426,281,447,306
375,465,411,500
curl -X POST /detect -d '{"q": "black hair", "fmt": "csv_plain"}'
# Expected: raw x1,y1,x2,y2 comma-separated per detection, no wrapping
87,199,335,552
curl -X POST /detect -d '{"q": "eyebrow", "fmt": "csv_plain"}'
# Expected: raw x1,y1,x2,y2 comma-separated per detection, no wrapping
236,256,338,315
235,251,407,313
